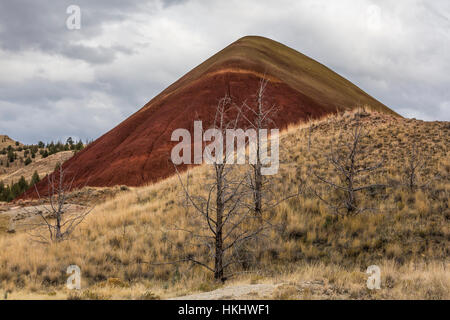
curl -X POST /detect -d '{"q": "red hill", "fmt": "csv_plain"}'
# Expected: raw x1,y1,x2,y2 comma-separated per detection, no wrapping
21,36,398,199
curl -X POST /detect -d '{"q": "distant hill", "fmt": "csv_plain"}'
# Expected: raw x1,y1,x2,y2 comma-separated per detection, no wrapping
0,151,73,186
0,135,22,150
1,137,81,198
23,35,399,199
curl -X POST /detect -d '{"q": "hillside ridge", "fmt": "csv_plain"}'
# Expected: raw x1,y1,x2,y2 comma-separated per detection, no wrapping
21,35,399,199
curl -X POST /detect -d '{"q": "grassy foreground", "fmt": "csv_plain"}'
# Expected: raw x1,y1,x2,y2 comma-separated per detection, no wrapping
0,110,448,299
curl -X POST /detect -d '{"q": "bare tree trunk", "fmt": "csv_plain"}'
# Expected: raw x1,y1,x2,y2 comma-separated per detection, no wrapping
253,83,264,217
214,164,224,281
346,135,357,214
308,119,312,153
247,78,273,217
346,175,355,214
407,142,419,192
409,161,416,192
254,163,262,216
55,166,63,240
55,213,62,240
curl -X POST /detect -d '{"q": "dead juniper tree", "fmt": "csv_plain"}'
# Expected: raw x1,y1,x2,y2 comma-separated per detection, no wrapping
311,119,385,216
401,131,437,193
26,162,93,243
404,141,425,192
239,77,282,217
172,95,270,281
307,117,313,153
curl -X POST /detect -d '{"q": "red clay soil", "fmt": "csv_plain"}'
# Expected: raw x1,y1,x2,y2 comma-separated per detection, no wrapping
19,36,398,199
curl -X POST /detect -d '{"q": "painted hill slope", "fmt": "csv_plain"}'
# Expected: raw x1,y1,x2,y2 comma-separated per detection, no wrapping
23,36,398,197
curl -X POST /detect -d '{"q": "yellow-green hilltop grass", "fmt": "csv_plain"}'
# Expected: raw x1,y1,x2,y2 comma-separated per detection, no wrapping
0,109,448,299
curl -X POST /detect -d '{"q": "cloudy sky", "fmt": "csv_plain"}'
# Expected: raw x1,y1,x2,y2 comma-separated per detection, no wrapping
0,0,449,144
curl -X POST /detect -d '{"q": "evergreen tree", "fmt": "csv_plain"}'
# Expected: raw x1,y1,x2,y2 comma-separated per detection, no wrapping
30,171,40,186
7,149,14,162
18,176,28,191
0,181,5,201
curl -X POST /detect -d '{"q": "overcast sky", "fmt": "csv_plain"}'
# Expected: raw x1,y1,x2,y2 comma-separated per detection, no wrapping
0,0,449,144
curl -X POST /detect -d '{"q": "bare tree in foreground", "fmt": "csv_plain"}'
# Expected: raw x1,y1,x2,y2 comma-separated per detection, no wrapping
173,96,271,281
26,163,93,243
311,119,385,216
240,77,281,217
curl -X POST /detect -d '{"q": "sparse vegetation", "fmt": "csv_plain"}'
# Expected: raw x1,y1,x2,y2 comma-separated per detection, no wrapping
0,110,448,299
310,113,386,215
26,164,93,243
0,136,85,183
0,136,82,196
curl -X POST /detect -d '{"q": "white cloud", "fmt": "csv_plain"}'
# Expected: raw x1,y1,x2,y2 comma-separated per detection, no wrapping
0,49,95,84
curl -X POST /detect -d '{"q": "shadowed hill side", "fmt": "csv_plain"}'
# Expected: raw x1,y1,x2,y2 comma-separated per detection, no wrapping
20,36,399,199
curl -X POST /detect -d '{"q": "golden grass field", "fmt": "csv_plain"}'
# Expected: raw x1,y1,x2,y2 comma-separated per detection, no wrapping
0,110,448,299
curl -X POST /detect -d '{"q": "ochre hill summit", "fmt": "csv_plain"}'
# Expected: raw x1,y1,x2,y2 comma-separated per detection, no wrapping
21,36,398,198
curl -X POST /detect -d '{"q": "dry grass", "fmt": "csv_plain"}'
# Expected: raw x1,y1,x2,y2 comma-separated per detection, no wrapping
0,110,448,299
0,151,73,186
265,260,449,300
0,135,22,150
1,261,447,300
